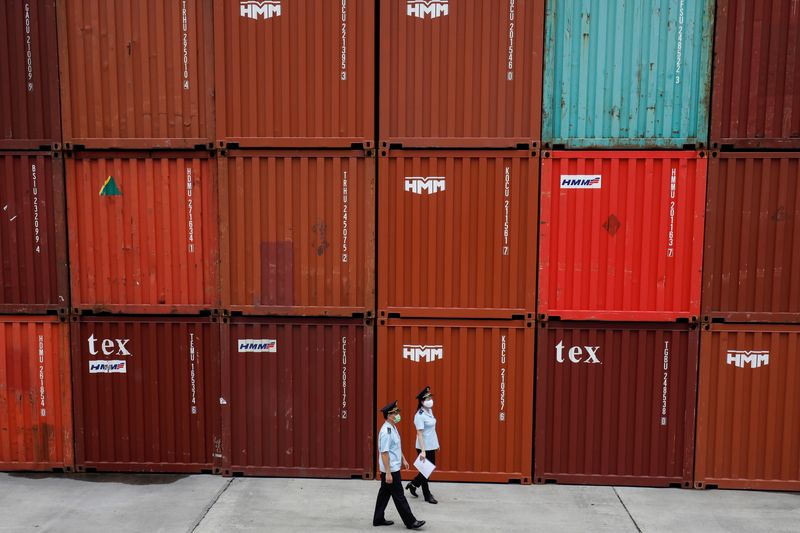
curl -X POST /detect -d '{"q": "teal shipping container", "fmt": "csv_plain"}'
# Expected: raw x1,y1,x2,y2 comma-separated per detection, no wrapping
542,0,714,148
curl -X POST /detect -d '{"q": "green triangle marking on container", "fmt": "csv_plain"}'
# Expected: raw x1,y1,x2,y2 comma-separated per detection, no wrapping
99,175,122,196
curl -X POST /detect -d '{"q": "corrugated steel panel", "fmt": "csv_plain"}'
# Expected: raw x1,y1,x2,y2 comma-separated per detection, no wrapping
220,150,374,316
535,321,698,487
0,316,73,471
71,316,221,473
542,0,714,148
538,151,706,322
222,316,373,478
711,0,800,149
0,0,61,150
377,318,535,484
0,152,69,314
702,152,800,323
379,0,544,148
695,324,800,491
214,0,374,148
379,150,538,318
57,0,214,149
66,152,219,314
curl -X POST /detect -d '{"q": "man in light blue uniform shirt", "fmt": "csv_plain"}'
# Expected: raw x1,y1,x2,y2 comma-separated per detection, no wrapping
373,400,426,529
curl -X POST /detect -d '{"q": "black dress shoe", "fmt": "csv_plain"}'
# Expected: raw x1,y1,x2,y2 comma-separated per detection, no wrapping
406,482,418,497
408,520,426,530
373,519,394,526
424,495,438,504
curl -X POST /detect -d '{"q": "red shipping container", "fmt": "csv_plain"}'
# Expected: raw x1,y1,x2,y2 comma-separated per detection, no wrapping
222,316,373,478
711,0,800,149
0,316,73,471
695,324,800,491
219,150,374,316
71,316,221,473
538,151,707,322
535,321,698,487
379,0,544,148
0,0,61,150
378,150,538,318
0,152,69,314
214,0,374,148
66,152,219,315
702,152,800,323
377,318,534,484
57,0,214,149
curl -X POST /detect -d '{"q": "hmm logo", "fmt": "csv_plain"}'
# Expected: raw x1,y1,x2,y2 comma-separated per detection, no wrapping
726,350,770,369
238,339,277,353
89,360,127,374
560,175,602,189
555,341,601,364
403,345,444,363
407,0,448,19
240,1,281,20
405,177,446,195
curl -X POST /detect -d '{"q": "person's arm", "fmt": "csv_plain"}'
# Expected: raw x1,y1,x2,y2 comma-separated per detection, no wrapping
416,429,426,460
381,451,393,483
402,454,410,471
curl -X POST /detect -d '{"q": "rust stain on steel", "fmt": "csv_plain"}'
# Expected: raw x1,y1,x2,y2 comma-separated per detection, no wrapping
535,321,698,488
377,318,534,484
219,150,375,316
71,316,221,473
0,152,69,314
378,150,538,319
214,0,374,148
379,0,544,148
0,316,73,471
711,0,800,149
0,0,61,150
702,152,800,323
538,151,707,322
695,324,800,491
57,0,214,149
222,317,373,478
66,152,219,314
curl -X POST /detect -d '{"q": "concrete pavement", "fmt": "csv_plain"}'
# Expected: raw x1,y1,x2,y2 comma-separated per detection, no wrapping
0,473,797,532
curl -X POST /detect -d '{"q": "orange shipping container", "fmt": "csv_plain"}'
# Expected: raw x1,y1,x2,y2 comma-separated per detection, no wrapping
377,318,534,484
214,0,374,148
378,150,538,319
0,316,73,471
695,324,800,491
66,152,219,314
219,150,374,316
57,0,214,149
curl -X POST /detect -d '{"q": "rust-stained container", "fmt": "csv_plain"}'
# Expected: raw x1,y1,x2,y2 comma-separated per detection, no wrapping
214,0,374,148
711,0,800,149
57,0,214,149
0,316,73,471
538,151,707,322
66,152,218,315
220,150,374,316
377,318,535,484
379,0,544,148
0,1,61,150
222,316,373,478
0,152,69,314
71,316,221,473
695,324,800,491
702,152,800,323
535,321,698,488
378,150,538,318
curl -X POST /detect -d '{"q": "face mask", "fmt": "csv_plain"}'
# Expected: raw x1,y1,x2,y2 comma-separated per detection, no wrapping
423,399,434,409
394,414,401,423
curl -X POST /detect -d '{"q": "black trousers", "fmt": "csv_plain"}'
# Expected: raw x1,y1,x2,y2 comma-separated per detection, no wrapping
411,449,437,498
373,471,417,527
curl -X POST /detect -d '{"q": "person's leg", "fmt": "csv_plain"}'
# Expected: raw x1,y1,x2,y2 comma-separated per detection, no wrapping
411,449,425,490
373,473,393,526
422,450,437,501
389,471,418,528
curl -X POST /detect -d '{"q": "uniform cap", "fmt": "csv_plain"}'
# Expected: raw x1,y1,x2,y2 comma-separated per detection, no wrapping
380,400,399,416
416,386,432,402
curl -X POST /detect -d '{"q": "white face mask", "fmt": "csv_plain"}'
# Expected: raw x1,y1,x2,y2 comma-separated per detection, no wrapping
423,399,434,409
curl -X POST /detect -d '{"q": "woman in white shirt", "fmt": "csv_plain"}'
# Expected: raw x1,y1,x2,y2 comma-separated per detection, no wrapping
406,386,439,504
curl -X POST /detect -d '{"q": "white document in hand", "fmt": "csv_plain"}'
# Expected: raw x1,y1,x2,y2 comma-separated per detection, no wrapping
414,454,436,479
